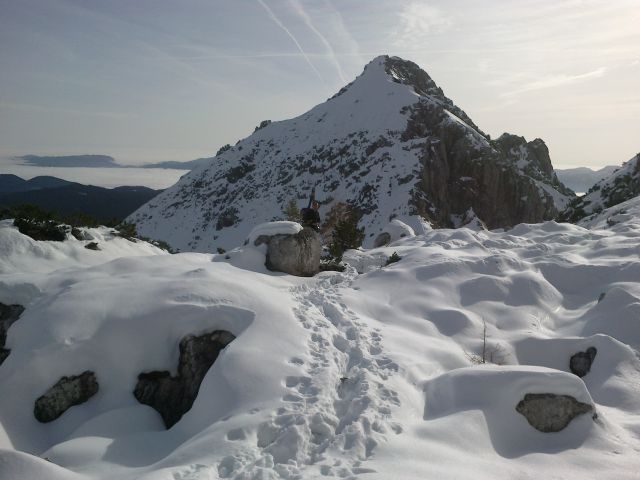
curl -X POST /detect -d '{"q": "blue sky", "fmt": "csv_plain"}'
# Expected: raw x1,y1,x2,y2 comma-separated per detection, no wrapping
1,0,638,168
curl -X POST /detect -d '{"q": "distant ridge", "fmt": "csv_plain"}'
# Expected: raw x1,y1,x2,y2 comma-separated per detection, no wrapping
555,166,618,193
0,174,74,194
0,174,161,221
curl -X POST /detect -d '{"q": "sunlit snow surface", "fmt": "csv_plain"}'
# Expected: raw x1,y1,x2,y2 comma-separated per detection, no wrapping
1,200,640,479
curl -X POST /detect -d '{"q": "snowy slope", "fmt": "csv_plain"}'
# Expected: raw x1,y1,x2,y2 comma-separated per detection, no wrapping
128,56,572,252
2,210,640,479
563,153,640,221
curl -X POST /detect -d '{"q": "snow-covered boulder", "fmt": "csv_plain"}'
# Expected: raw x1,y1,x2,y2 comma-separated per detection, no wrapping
250,222,320,277
424,366,596,455
373,219,415,247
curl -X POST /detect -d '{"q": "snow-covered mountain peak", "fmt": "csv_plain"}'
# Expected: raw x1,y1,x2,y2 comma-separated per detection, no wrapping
129,56,573,252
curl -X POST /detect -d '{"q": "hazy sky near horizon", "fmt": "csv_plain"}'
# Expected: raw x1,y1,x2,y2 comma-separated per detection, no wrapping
1,0,638,169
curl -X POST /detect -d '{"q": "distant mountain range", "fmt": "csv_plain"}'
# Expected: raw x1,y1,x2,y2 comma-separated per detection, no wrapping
0,174,73,194
0,174,161,221
554,166,618,194
562,153,640,222
140,157,213,170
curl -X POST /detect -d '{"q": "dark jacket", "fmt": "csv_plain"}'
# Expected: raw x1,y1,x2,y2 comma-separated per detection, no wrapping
300,207,320,230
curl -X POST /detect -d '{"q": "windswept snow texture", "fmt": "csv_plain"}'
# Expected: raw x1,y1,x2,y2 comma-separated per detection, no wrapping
2,210,640,479
128,56,571,252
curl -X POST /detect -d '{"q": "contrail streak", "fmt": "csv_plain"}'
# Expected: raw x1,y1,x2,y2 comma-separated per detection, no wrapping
289,0,347,84
256,0,326,86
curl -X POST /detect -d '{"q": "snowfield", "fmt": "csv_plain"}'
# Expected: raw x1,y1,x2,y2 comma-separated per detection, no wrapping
1,200,640,479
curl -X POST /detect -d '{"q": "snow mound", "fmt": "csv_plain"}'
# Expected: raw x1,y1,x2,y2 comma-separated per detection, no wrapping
0,220,165,277
246,221,303,246
2,208,640,479
424,366,594,456
513,334,640,412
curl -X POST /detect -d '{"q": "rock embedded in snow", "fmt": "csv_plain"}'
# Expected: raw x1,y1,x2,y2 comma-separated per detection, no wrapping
0,302,25,365
373,219,415,247
515,393,594,433
84,242,100,251
255,227,321,277
34,371,99,423
134,330,235,429
570,347,598,378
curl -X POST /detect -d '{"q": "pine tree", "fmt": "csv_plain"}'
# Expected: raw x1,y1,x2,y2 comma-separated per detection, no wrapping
283,199,301,222
328,212,364,261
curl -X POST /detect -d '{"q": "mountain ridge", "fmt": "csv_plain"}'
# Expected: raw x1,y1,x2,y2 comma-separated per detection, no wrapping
128,55,573,252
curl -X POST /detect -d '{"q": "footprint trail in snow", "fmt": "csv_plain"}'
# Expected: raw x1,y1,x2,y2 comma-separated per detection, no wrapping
219,267,401,479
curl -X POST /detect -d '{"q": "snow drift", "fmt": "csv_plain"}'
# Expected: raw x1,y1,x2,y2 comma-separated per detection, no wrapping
2,204,640,479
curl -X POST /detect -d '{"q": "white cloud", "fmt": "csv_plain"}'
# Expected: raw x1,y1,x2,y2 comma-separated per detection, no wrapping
289,0,348,83
502,67,608,97
256,0,327,86
393,2,451,47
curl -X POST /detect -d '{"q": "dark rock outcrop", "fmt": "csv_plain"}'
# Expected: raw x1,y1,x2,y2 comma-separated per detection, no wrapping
409,121,572,229
34,371,99,422
255,227,321,277
570,347,597,377
0,302,25,365
515,393,594,432
134,330,235,429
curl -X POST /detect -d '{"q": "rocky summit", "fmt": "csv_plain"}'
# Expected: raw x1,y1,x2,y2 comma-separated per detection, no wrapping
128,55,574,252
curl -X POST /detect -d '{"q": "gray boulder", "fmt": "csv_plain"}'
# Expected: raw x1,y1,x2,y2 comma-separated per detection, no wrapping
34,371,99,422
134,330,235,429
569,347,597,377
515,393,594,432
0,302,25,365
255,227,321,277
373,232,391,248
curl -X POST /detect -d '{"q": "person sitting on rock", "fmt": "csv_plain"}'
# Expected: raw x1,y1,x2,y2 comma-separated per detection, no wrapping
300,194,321,231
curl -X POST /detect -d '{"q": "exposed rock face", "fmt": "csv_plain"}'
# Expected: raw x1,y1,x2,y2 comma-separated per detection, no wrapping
34,371,99,422
515,393,594,432
128,55,572,252
256,227,321,277
134,330,235,429
0,302,25,365
410,127,573,229
570,347,597,377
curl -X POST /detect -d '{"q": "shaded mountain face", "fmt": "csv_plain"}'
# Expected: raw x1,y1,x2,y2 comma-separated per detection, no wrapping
128,55,573,252
562,153,640,222
0,180,161,222
0,175,74,195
